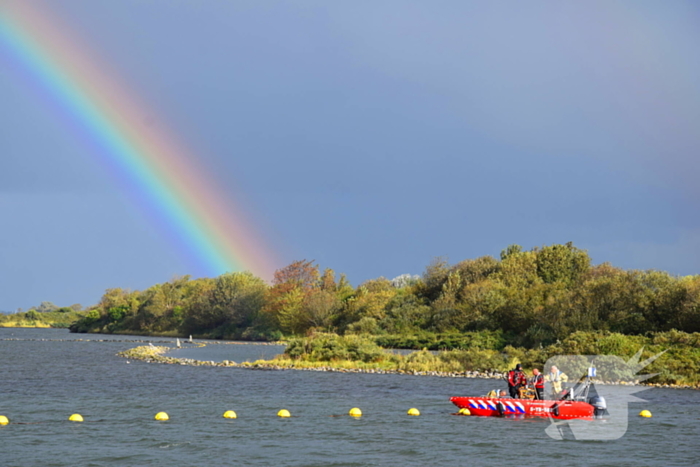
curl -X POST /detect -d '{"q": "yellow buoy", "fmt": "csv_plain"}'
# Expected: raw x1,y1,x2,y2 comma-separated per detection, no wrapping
277,409,291,418
348,407,362,417
458,408,471,416
223,410,237,419
407,408,420,416
154,412,169,421
0,415,9,425
68,414,84,422
639,410,652,418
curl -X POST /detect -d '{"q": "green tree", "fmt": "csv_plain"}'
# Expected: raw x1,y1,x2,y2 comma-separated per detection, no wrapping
302,290,342,331
494,249,541,288
37,301,58,313
452,256,500,286
383,291,430,333
417,257,451,301
344,279,396,324
180,278,217,334
457,279,506,331
261,260,321,335
500,244,522,261
274,287,306,334
535,242,590,285
430,270,462,331
181,272,267,336
319,268,337,292
26,309,40,321
675,276,700,332
108,305,129,323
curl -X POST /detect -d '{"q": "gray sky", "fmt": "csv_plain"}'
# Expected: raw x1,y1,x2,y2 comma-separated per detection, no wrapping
1,0,699,311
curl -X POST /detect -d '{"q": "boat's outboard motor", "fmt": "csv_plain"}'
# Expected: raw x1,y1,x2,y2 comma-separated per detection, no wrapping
588,396,607,417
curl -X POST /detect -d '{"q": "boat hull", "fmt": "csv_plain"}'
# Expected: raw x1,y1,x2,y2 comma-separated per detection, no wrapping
450,396,594,420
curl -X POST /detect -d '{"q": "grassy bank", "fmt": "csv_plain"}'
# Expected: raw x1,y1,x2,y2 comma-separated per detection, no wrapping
0,310,87,328
0,320,52,328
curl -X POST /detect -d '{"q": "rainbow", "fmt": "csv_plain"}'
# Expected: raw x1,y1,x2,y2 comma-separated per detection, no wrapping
0,2,277,280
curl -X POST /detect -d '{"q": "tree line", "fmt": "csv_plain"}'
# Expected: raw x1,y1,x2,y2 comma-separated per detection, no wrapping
69,242,700,348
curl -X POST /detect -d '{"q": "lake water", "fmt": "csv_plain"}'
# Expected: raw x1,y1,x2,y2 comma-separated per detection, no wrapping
1,328,698,466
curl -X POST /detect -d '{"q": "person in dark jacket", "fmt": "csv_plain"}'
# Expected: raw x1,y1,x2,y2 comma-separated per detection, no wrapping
507,364,527,398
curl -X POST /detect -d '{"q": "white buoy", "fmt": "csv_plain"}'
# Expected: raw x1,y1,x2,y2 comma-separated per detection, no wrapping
176,338,181,348
189,335,193,343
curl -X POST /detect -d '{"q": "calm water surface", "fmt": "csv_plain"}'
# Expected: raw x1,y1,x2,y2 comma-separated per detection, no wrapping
1,328,698,466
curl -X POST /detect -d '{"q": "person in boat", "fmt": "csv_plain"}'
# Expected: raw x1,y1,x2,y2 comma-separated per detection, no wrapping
507,363,527,398
486,389,508,398
545,365,568,399
530,368,545,400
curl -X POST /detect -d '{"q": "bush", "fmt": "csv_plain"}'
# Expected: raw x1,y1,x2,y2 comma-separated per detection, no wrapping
375,330,507,351
285,333,385,363
26,310,39,321
346,317,382,335
438,349,510,372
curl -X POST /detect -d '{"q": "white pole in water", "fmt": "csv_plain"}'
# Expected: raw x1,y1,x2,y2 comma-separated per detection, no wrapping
189,335,193,343
176,338,181,348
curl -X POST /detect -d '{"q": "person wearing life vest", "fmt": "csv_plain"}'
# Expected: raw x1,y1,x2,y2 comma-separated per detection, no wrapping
507,363,527,398
530,368,545,400
545,365,568,399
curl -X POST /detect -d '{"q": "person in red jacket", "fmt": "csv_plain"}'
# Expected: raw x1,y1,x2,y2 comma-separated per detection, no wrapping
507,363,527,398
531,368,545,400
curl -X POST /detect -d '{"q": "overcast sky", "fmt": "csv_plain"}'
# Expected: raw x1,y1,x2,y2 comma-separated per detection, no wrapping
1,0,699,311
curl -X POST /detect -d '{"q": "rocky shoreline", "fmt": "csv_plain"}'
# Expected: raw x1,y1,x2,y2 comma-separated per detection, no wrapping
117,344,699,390
0,337,283,345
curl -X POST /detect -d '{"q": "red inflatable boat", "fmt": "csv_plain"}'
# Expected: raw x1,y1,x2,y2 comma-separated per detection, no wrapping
450,396,599,419
451,379,607,420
